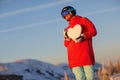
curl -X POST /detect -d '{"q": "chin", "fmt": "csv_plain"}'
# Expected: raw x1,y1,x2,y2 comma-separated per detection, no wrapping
67,19,70,21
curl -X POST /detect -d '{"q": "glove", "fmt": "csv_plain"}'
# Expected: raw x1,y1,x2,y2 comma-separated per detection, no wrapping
74,34,84,43
63,28,69,39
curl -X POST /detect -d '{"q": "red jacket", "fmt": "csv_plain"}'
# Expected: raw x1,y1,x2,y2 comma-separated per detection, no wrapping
64,16,97,68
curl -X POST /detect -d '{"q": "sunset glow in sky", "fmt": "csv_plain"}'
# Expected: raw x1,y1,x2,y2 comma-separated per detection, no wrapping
0,0,120,64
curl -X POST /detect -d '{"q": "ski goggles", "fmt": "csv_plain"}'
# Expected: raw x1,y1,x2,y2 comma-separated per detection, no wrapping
61,10,69,18
61,8,75,18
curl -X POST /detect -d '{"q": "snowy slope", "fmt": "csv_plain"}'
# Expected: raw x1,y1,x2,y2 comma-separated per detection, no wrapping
0,59,101,80
0,59,74,80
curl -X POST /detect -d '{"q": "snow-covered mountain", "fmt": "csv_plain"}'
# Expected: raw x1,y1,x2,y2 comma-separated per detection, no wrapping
0,59,101,80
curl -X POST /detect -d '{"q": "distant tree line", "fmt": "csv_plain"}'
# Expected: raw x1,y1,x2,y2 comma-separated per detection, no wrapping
0,74,23,80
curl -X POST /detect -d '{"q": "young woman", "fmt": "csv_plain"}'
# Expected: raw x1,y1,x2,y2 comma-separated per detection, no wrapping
61,6,97,80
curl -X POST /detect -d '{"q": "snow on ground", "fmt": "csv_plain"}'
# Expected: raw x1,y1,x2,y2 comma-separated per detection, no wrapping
0,59,101,80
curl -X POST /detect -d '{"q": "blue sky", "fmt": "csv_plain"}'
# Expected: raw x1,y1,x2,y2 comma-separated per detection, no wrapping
0,0,120,64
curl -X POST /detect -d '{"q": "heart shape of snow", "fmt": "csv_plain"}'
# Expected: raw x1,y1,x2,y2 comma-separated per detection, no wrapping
67,24,82,40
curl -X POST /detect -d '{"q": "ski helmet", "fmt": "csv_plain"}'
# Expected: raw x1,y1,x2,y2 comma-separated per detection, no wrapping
61,6,76,18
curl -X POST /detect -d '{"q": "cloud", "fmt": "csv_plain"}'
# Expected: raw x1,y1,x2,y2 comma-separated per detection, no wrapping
0,0,15,4
0,0,73,18
1,6,120,33
0,19,62,33
83,6,120,16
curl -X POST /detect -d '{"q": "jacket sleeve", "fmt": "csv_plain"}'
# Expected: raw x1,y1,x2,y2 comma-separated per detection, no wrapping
64,39,71,47
83,17,97,39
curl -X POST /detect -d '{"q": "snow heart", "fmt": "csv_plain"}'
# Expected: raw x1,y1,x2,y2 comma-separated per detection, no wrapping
67,24,82,40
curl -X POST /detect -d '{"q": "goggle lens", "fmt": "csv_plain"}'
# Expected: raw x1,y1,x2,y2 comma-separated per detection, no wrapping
61,10,69,18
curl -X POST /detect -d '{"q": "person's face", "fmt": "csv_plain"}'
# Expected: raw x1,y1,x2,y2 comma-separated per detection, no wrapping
64,13,73,21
